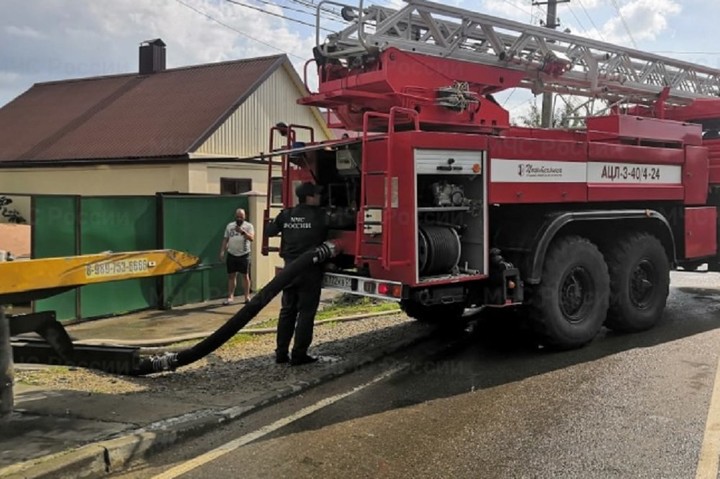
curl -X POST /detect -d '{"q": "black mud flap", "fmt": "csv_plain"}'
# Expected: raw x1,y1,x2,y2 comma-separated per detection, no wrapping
484,248,524,306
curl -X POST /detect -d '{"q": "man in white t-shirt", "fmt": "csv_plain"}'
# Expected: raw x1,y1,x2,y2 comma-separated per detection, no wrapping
219,208,254,305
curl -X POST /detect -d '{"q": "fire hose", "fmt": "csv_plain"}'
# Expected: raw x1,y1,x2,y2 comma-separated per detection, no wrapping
127,241,340,376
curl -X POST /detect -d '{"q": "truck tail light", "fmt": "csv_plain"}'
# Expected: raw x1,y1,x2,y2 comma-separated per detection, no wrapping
378,283,402,298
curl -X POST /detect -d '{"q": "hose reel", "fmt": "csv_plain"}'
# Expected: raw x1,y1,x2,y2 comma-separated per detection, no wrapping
418,225,461,276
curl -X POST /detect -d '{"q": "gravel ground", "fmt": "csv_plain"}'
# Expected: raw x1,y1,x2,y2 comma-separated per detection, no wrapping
14,313,421,405
14,271,713,402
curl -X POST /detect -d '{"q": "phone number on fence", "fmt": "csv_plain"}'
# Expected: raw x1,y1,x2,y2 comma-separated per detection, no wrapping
86,259,152,278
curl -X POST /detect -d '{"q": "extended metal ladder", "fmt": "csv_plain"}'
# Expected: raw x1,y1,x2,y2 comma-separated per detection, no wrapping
315,0,720,106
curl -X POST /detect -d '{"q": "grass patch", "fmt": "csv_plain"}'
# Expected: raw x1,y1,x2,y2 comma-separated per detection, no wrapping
316,295,399,320
224,333,255,347
251,317,279,330
249,293,400,330
15,366,73,386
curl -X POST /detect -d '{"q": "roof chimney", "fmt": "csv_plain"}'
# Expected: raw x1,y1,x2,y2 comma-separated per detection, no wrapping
139,38,166,74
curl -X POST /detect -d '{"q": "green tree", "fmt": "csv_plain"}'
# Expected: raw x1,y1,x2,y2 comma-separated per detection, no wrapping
516,96,586,128
518,99,542,127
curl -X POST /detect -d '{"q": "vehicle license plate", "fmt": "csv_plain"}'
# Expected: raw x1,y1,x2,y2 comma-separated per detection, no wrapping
323,274,352,290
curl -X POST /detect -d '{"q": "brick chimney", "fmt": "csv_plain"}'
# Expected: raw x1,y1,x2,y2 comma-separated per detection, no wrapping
139,38,166,74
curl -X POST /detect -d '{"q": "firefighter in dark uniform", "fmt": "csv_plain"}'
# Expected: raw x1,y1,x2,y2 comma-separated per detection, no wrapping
266,181,329,365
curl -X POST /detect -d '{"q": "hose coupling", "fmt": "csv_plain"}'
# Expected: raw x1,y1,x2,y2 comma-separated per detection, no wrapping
149,352,179,372
312,240,341,263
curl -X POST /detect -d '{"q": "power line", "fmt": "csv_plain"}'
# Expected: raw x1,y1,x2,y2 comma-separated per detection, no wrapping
286,0,345,21
565,3,587,32
528,2,544,25
261,0,349,27
283,0,353,35
575,0,605,41
225,0,335,32
492,0,539,20
174,0,305,61
253,0,330,20
608,0,637,48
502,87,519,107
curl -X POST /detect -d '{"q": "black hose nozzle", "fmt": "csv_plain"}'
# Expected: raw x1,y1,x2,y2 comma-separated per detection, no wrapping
128,241,341,376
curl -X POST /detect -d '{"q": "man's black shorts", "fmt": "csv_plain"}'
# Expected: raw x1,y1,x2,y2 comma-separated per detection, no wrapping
226,253,250,274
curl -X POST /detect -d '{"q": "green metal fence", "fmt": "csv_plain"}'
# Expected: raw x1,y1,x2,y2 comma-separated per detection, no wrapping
79,197,158,319
32,195,80,321
30,193,249,322
161,194,249,308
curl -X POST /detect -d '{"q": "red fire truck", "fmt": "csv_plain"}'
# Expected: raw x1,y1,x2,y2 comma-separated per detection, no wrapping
261,0,720,349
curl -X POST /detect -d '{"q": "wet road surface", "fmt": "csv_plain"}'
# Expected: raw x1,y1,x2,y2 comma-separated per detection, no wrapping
115,271,720,479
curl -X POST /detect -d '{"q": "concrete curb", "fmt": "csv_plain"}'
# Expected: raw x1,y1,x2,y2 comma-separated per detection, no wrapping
1,321,474,479
76,310,403,348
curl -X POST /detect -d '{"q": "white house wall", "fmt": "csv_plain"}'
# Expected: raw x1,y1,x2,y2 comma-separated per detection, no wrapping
195,67,331,159
204,162,267,194
203,161,285,290
0,164,193,195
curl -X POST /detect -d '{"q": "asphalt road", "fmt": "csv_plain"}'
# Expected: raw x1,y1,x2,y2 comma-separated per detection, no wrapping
114,271,720,479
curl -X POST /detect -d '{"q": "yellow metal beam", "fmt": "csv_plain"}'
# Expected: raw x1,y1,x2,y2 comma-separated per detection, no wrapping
0,250,200,296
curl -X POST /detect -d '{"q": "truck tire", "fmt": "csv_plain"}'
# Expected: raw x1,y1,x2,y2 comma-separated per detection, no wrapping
400,300,465,324
530,236,609,349
604,233,669,332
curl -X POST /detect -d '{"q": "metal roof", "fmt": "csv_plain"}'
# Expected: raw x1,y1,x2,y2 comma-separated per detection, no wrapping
0,54,287,164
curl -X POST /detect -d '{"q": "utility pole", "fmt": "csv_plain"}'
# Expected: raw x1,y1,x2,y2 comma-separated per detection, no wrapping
533,0,569,127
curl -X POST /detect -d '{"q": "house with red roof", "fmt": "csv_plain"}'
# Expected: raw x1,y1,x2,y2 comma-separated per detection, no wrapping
0,39,333,197
0,39,335,289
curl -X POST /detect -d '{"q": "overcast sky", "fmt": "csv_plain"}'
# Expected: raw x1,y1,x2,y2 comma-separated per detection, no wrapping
1,0,718,118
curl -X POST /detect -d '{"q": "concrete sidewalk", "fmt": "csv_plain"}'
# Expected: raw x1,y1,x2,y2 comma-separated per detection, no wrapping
61,291,308,345
0,293,438,479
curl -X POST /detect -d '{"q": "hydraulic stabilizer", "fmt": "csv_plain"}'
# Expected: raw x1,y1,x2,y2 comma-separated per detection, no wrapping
128,241,340,376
